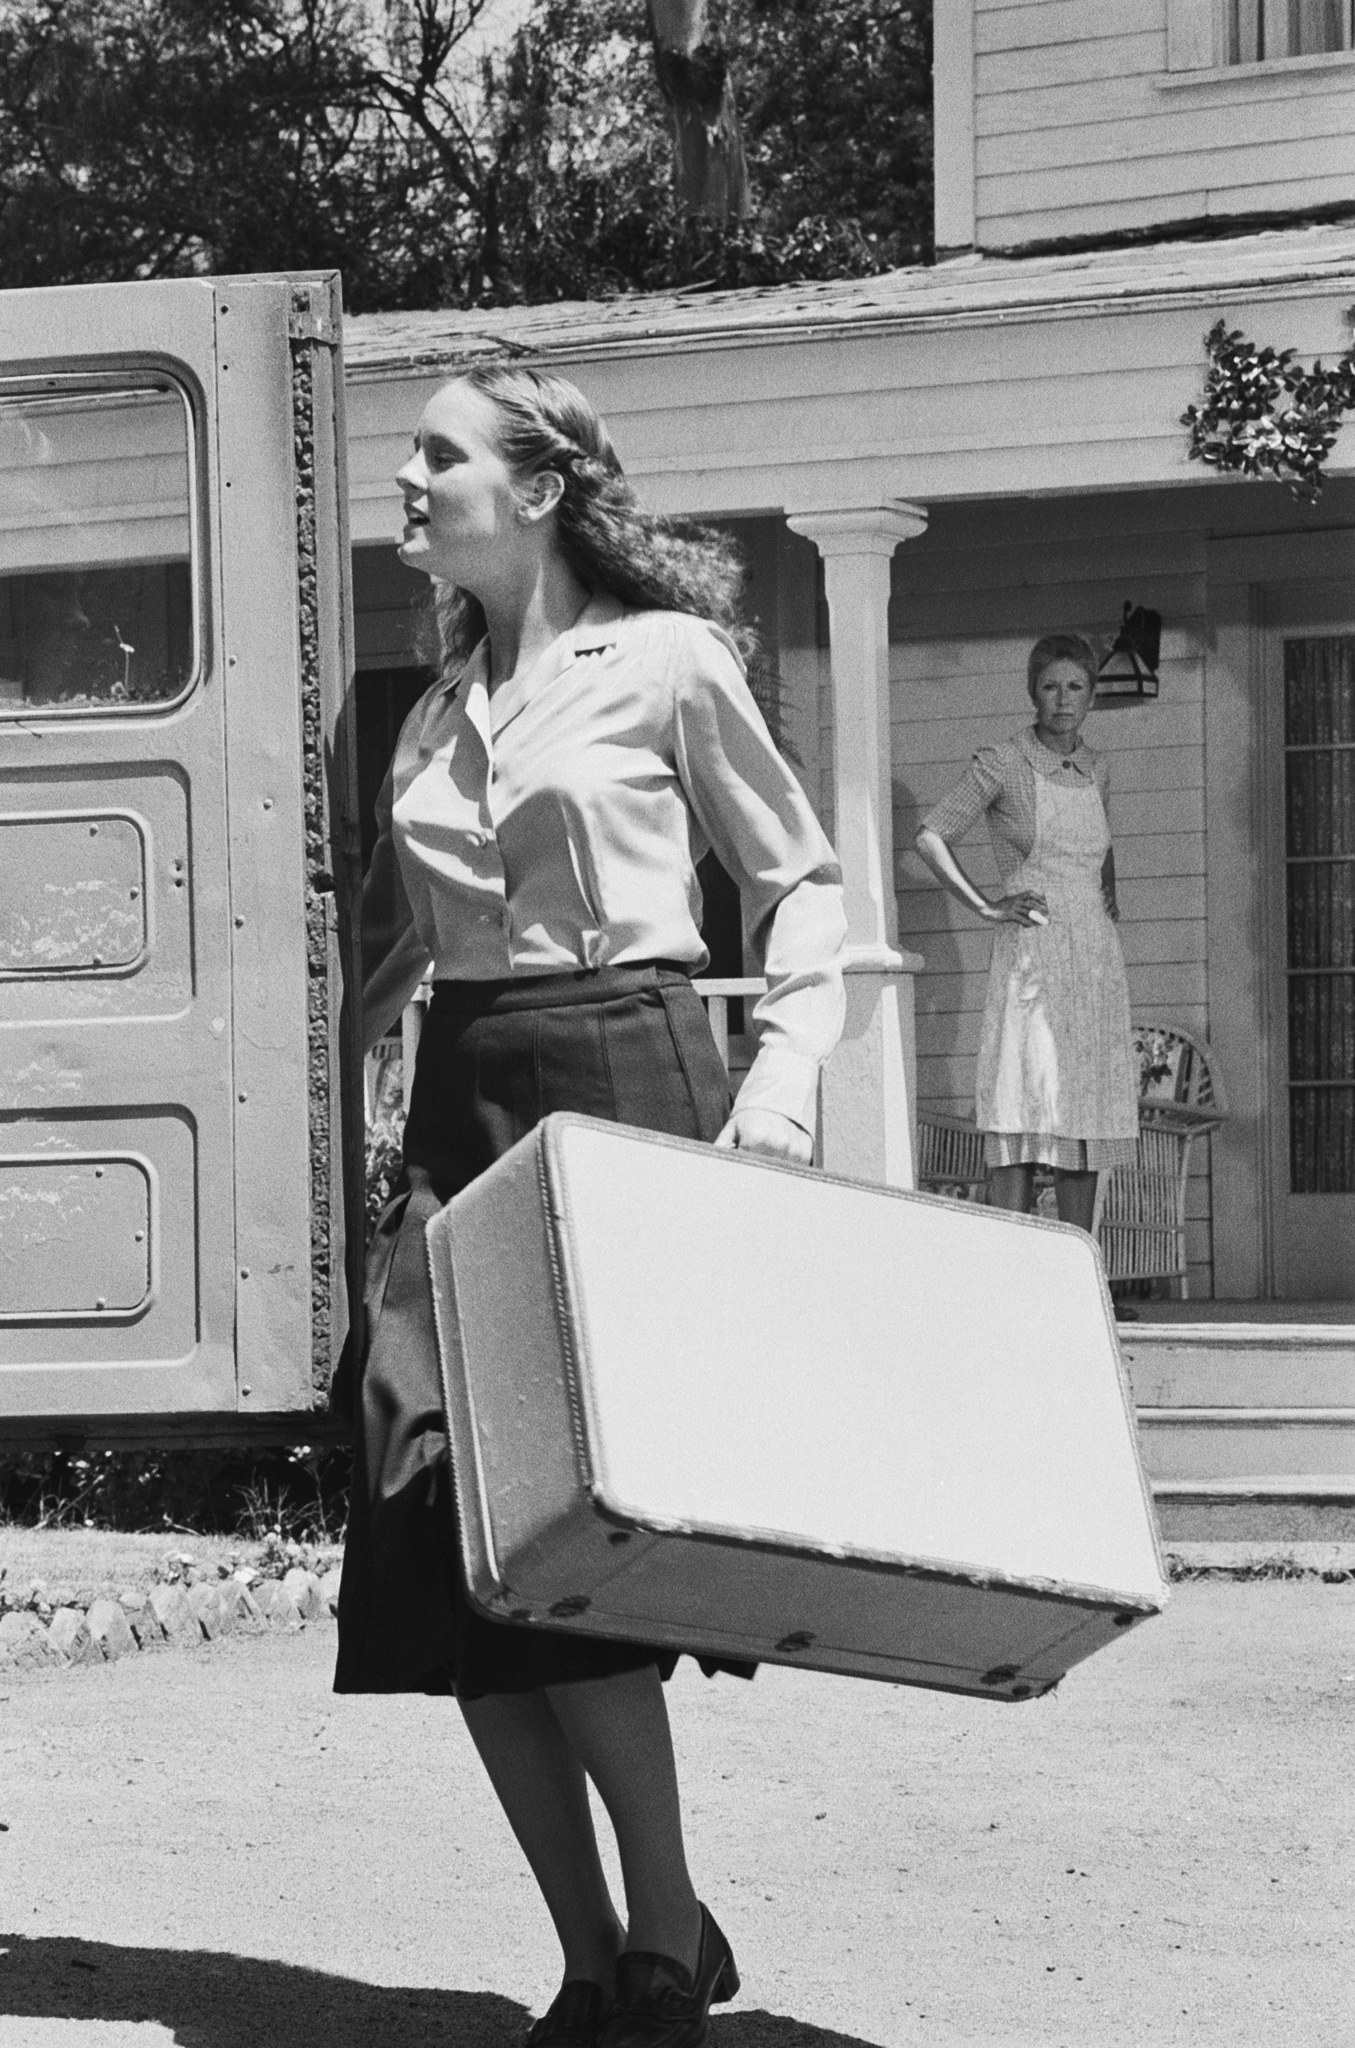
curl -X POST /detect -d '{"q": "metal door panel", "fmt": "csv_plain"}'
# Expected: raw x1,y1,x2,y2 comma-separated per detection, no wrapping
0,1109,199,1396
0,811,147,971
0,1153,151,1316
0,767,193,1021
0,275,358,1427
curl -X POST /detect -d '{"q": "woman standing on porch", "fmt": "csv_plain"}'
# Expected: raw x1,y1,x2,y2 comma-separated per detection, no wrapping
335,364,846,2048
913,634,1138,1233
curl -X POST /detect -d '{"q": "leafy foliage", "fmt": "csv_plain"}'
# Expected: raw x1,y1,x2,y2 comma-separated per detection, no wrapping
0,1442,350,1539
366,1101,406,1233
0,0,403,297
493,0,930,298
0,0,932,307
1181,319,1355,503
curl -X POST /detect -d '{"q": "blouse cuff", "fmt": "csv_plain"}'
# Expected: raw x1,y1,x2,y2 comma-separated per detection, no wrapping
732,1046,823,1137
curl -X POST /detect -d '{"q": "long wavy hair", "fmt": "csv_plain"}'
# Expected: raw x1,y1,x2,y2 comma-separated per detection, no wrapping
417,363,759,680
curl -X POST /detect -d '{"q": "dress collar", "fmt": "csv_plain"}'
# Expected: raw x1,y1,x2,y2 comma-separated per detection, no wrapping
1018,724,1096,781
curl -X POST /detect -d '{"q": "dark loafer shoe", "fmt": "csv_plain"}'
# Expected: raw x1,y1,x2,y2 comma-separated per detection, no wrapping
525,1978,607,2048
600,1905,739,2048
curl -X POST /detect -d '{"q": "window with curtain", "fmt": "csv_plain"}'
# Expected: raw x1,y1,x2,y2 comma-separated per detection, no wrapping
1229,0,1355,61
1285,636,1355,1193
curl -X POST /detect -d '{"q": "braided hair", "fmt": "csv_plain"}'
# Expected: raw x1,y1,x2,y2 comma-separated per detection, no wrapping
421,363,755,676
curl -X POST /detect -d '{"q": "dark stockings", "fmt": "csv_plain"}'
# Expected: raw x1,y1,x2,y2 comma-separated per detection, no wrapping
458,1663,702,1996
987,1161,1098,1233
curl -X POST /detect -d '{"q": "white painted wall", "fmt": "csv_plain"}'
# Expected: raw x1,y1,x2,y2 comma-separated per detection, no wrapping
971,0,1355,250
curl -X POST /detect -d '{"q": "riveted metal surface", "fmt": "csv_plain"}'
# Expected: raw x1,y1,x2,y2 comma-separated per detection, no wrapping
0,812,146,974
0,1110,194,1399
0,1153,150,1318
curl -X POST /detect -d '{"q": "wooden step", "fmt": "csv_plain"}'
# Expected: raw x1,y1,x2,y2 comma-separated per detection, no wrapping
1121,1324,1355,1407
1118,1322,1355,1539
1137,1416,1355,1481
1151,1484,1355,1543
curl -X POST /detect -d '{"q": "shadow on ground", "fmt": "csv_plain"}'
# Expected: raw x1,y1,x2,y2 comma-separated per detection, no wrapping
0,1936,882,2048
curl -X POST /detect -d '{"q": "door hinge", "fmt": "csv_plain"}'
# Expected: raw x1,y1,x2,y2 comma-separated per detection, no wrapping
289,292,339,349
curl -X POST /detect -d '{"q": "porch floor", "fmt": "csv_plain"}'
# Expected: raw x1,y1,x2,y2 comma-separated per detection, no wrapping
1130,1299,1355,1326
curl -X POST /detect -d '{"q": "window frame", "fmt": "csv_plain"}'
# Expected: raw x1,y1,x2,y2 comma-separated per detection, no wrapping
1163,0,1355,80
0,365,204,724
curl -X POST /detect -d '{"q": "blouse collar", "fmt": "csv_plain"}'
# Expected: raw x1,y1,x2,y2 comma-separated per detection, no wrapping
450,591,627,746
1018,724,1096,781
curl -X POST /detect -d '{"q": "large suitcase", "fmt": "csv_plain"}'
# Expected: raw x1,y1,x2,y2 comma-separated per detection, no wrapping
425,1115,1167,1701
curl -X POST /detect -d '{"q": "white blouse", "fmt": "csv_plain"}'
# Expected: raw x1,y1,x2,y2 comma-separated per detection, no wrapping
361,594,847,1134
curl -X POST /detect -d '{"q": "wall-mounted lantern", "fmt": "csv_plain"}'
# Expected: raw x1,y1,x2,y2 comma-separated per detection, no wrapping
1096,603,1160,703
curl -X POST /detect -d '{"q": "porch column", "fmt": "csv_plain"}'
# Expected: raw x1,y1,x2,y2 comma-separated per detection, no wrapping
786,503,928,1188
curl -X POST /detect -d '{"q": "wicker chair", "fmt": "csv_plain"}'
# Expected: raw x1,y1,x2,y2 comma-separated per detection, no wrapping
914,1110,989,1201
1098,1023,1227,1298
916,1024,1227,1298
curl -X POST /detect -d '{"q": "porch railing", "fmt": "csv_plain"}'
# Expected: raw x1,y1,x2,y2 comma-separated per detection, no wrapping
692,976,765,1082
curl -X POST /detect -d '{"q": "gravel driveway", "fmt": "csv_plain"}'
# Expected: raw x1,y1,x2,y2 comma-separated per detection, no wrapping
0,1581,1351,2047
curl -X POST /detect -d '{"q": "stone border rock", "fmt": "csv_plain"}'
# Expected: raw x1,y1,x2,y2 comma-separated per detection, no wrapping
0,1557,342,1674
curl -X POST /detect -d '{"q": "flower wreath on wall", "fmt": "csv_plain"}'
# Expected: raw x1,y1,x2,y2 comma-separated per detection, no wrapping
1181,317,1355,503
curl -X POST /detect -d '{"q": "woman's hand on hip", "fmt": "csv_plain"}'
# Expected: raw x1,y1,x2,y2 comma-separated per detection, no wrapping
983,890,1049,927
715,1108,814,1166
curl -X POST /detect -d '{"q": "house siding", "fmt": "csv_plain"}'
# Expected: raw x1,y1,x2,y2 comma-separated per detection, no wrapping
353,544,426,671
972,0,1355,250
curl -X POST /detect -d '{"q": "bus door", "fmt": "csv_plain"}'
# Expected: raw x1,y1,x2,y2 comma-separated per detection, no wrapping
0,274,361,1435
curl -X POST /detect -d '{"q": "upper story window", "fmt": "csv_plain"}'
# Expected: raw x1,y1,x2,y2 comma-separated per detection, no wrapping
1229,0,1354,62
0,375,198,718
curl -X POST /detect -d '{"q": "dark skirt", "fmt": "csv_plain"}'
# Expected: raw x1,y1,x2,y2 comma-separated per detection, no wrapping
334,961,741,1701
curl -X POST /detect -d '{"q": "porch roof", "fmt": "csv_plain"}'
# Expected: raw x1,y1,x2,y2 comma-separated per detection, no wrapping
344,222,1355,379
342,221,1355,531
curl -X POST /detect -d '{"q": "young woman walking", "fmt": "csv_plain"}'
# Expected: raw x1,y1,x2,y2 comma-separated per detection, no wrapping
335,364,847,2048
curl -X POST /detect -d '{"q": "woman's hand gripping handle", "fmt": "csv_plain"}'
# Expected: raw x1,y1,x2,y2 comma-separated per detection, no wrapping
715,1108,814,1166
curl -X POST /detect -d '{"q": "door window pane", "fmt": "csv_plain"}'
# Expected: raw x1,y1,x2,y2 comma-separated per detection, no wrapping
0,377,196,715
1284,635,1355,1191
